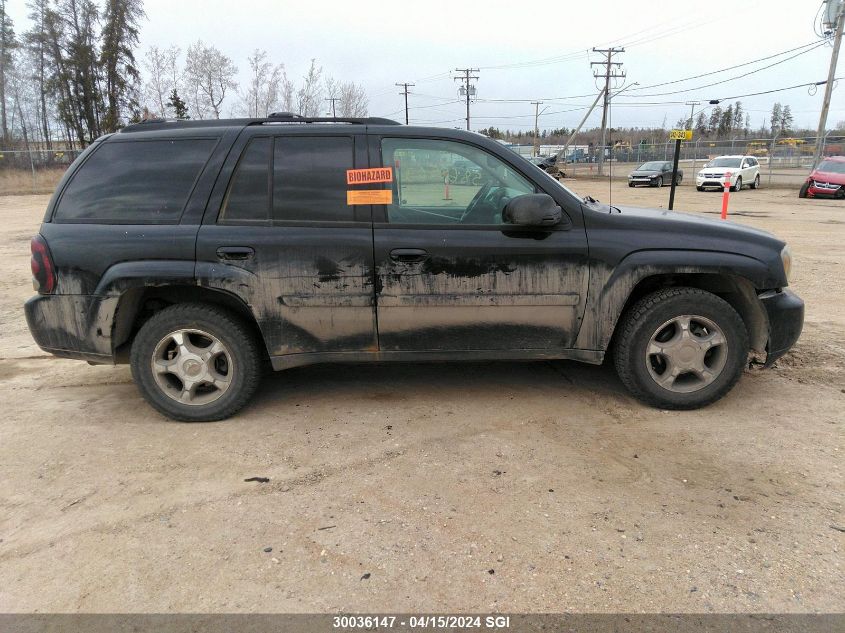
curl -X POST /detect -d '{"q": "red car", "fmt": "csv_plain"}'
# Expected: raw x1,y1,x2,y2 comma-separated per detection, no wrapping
800,156,845,199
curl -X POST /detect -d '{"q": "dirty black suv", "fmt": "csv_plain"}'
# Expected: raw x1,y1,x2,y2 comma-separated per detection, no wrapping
26,114,804,421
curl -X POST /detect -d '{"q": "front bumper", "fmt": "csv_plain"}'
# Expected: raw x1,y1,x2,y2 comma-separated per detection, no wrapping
807,182,843,198
696,175,733,188
629,175,658,183
758,288,804,367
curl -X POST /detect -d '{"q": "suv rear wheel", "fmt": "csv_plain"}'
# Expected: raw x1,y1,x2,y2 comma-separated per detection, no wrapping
613,287,748,409
130,303,262,421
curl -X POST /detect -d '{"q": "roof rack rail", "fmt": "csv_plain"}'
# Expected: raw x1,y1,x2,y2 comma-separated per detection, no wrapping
119,114,401,134
262,112,400,125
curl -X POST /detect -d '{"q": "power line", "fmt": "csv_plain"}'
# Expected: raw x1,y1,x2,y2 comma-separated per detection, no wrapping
627,41,824,93
624,42,828,98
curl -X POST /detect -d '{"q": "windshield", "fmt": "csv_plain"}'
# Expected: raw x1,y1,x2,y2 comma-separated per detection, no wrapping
707,157,742,168
816,159,845,174
638,161,665,170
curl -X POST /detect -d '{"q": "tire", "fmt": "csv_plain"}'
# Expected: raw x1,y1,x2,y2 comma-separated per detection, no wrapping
696,186,705,192
613,287,749,410
798,182,810,198
731,176,742,192
130,303,263,421
654,176,663,188
750,174,760,190
675,174,683,186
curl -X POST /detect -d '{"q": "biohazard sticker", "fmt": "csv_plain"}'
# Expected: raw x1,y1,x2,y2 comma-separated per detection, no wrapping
346,167,393,185
347,190,393,205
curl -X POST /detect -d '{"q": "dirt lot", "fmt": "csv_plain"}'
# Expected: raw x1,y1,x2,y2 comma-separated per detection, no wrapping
0,184,843,614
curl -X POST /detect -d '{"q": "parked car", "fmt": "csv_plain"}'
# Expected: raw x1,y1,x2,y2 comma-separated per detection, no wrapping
799,156,845,199
528,155,562,179
25,114,803,421
628,161,682,188
696,155,761,191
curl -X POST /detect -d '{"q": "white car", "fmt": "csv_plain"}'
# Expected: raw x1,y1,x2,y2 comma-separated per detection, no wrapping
696,155,761,192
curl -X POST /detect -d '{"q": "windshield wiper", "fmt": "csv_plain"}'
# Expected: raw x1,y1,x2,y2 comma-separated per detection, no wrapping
582,195,599,204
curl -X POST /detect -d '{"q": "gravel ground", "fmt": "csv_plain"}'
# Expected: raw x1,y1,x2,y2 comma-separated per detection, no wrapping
0,184,842,613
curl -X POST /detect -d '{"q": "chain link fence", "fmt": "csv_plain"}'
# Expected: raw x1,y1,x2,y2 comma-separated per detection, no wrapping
2,135,844,195
0,148,84,195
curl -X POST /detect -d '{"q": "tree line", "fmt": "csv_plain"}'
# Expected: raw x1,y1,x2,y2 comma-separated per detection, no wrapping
0,0,369,152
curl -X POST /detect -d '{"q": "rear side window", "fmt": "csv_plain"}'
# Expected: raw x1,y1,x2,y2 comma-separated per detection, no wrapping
55,139,216,223
273,136,354,222
219,138,271,224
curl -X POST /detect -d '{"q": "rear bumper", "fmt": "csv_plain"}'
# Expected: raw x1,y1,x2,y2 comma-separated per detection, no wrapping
759,288,804,367
24,294,116,364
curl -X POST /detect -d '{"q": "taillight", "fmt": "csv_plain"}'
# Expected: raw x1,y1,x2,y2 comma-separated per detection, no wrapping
30,235,56,294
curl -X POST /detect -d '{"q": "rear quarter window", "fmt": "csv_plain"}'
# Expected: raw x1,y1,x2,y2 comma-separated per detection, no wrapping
54,138,217,223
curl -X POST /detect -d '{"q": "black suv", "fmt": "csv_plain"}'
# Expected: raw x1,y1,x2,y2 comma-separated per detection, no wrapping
25,114,804,421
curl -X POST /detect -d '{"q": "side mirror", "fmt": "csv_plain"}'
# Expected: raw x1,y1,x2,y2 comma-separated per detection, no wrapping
502,193,562,227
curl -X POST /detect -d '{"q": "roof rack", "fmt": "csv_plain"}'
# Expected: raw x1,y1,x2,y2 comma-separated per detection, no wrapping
119,113,401,133
261,112,400,125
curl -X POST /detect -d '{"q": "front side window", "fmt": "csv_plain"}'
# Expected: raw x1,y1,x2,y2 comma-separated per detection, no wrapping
55,138,216,222
382,138,534,225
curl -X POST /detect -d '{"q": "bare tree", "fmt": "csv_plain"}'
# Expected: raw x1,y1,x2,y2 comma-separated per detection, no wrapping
143,44,179,117
337,80,367,117
238,49,283,117
295,59,322,117
184,40,237,119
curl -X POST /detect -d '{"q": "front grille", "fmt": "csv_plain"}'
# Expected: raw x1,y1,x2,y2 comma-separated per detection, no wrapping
813,181,841,190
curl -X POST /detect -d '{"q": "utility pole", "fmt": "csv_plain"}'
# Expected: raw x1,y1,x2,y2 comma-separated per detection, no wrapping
591,47,625,176
812,0,845,169
395,82,415,125
531,101,543,157
325,97,339,118
686,101,701,175
685,101,700,129
454,68,479,131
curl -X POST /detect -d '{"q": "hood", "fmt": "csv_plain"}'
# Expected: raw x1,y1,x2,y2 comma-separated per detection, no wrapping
809,169,845,185
607,204,782,250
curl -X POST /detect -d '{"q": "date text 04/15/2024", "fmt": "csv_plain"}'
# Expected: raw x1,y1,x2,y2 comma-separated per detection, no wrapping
332,615,511,629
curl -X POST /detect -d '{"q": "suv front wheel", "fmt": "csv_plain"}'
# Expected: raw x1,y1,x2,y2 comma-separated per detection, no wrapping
613,287,749,409
130,303,263,421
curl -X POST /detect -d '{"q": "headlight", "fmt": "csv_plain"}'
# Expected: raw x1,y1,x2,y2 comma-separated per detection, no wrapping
781,245,792,283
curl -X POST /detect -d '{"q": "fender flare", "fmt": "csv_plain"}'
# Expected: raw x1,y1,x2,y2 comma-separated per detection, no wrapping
578,249,777,352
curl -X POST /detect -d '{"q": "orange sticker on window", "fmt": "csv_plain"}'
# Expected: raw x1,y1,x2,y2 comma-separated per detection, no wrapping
347,189,393,205
346,167,393,185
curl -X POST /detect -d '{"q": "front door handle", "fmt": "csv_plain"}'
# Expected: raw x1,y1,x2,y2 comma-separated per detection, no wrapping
216,246,255,261
389,248,429,263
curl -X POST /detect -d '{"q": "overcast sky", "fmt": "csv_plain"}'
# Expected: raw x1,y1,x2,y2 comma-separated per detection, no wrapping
8,0,844,132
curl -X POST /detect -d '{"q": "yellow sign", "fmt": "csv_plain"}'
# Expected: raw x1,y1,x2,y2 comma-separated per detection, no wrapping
669,129,693,141
347,189,393,205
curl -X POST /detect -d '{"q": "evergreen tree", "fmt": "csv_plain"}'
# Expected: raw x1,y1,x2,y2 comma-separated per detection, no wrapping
100,0,145,132
770,103,782,135
166,87,188,119
0,0,17,144
779,105,793,134
694,111,707,136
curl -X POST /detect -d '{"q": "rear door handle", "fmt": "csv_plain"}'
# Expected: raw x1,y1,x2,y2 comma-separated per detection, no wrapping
389,248,429,263
216,246,254,261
